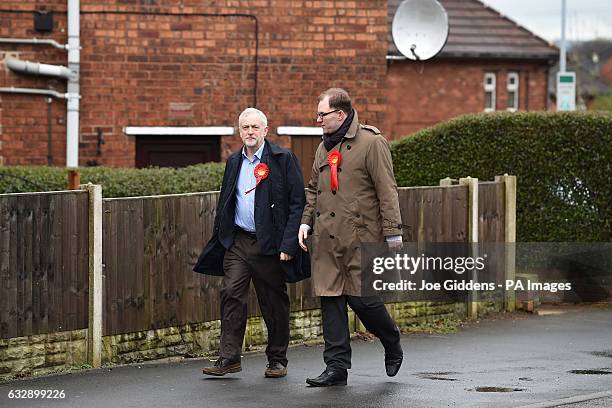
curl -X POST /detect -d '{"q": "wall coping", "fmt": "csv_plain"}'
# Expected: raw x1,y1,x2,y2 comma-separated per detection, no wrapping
123,126,234,136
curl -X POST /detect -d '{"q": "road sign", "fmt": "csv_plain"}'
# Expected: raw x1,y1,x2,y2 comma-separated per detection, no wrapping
556,72,576,111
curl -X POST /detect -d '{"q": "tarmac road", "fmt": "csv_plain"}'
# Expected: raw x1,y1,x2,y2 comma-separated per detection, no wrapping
1,304,611,408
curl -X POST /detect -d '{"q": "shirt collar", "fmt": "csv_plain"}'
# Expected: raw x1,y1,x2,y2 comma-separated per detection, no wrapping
242,142,265,162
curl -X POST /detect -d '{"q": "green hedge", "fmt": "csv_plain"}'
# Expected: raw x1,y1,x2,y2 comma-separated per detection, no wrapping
0,162,226,198
391,111,611,242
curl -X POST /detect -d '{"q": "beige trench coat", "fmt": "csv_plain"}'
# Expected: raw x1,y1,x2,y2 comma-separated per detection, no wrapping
301,111,403,296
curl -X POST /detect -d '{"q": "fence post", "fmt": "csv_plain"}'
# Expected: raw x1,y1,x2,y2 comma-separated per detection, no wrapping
81,183,103,368
439,177,453,187
495,174,517,312
459,177,479,318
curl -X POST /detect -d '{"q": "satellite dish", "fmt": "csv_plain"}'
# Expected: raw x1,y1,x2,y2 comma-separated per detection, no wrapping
392,0,449,61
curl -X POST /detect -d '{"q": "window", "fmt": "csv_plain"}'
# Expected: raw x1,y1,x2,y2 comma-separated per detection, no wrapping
484,72,496,112
507,72,519,111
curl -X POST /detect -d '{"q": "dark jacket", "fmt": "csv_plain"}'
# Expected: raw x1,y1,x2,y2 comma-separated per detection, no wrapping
193,140,310,283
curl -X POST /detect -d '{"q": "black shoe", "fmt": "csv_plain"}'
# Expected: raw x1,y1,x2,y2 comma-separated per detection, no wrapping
265,361,288,378
306,368,348,387
202,357,241,376
384,342,403,377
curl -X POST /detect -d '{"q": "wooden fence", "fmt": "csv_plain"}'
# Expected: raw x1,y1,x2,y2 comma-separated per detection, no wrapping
102,193,219,335
102,191,320,336
0,191,89,339
0,176,515,364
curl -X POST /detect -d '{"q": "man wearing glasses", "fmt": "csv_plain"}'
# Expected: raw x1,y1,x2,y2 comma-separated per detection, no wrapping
298,88,404,387
194,108,308,379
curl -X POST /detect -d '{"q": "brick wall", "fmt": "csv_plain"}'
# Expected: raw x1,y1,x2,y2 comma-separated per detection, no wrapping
0,0,388,166
384,59,550,139
0,2,69,166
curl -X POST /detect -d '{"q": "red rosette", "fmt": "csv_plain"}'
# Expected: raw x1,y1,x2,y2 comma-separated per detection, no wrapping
327,150,342,192
254,163,269,180
245,163,269,194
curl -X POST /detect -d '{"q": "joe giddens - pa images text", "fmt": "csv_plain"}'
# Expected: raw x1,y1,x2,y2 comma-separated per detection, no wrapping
372,278,572,293
370,253,573,293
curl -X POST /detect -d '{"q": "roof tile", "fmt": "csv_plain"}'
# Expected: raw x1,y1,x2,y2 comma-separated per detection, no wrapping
388,0,559,59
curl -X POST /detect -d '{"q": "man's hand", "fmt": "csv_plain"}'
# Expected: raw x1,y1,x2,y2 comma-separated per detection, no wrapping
280,252,293,261
298,224,311,251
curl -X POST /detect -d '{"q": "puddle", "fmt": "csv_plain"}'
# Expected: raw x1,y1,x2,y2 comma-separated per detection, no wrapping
589,350,612,358
416,372,459,381
569,369,612,375
536,309,567,316
470,387,524,393
419,375,458,381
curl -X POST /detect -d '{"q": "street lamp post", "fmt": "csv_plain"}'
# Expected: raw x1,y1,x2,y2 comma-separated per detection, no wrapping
560,0,566,73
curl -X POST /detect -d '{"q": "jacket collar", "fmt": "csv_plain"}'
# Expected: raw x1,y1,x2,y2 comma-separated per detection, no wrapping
227,149,242,169
265,139,285,155
342,110,360,139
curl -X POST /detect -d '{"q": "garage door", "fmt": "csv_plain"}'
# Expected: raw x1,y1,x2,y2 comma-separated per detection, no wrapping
135,135,220,168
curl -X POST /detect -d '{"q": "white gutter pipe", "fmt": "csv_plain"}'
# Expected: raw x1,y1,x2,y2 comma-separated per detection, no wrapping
0,38,68,50
66,0,80,168
0,86,72,99
386,55,407,60
6,58,75,80
1,1,81,169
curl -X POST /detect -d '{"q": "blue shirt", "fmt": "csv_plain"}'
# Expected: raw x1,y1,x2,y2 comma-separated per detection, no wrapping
234,143,265,232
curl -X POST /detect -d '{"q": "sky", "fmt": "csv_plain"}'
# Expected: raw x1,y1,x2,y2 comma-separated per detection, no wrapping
479,0,612,43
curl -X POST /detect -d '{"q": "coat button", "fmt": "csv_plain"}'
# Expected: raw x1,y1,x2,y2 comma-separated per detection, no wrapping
329,234,335,239
347,145,352,150
330,212,335,217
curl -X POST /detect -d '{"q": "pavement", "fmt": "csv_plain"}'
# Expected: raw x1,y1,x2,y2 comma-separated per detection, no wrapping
0,304,611,408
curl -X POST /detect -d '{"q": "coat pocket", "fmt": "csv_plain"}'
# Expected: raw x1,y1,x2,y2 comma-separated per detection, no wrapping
347,200,366,228
348,201,381,243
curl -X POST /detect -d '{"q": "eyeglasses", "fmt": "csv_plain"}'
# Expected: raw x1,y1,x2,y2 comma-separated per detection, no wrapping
316,109,340,119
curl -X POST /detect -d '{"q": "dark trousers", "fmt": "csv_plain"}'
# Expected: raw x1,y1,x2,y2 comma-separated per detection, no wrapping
321,295,401,371
220,229,290,366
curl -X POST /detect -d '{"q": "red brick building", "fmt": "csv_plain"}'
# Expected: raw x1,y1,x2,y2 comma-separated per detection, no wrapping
386,0,558,139
0,0,556,174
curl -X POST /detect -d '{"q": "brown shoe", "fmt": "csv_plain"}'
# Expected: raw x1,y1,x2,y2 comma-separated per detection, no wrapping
264,361,287,378
202,357,241,376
